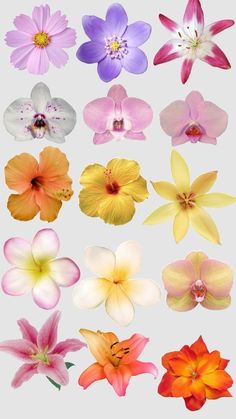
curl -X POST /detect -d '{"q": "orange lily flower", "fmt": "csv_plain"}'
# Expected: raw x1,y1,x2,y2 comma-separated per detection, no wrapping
78,329,158,396
5,146,73,222
158,336,233,411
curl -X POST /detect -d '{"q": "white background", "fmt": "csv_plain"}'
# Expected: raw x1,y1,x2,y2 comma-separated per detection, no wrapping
0,1,235,418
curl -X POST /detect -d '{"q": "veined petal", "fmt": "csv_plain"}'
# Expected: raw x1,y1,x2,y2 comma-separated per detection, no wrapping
154,40,184,65
17,319,38,345
143,203,178,225
7,191,39,221
98,56,122,83
200,42,231,69
173,210,190,243
37,311,61,352
80,163,106,187
5,152,38,193
200,259,233,298
183,0,204,35
48,258,80,287
38,354,69,386
151,181,178,201
79,362,106,389
115,241,142,279
79,187,105,217
32,229,59,265
2,268,34,296
4,237,35,268
121,176,149,203
191,171,217,195
52,338,86,356
129,360,158,378
105,284,134,326
107,158,140,185
159,14,180,33
202,294,231,310
104,363,131,396
167,293,197,312
0,339,36,361
98,194,135,225
31,82,51,113
82,15,107,42
84,246,115,278
205,19,234,36
189,206,220,244
106,3,128,37
83,97,115,133
196,193,236,208
121,279,161,306
73,278,112,308
79,329,114,366
11,363,38,388
162,260,195,297
171,150,190,192
181,58,194,84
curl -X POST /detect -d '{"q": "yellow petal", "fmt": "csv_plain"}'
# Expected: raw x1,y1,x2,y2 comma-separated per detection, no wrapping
151,181,178,201
201,293,231,310
186,252,208,277
167,292,197,312
121,176,149,202
98,194,135,225
191,171,217,195
107,158,140,185
196,193,236,208
79,187,105,217
171,150,190,193
80,163,106,186
189,206,220,244
79,329,113,366
143,203,178,225
7,191,39,221
173,210,190,243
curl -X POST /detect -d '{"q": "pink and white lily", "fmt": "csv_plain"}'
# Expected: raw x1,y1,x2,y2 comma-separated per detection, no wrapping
83,85,153,144
0,311,86,388
154,0,234,83
2,229,80,309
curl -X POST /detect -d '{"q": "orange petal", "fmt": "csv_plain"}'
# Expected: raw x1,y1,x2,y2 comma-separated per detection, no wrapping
158,372,176,397
35,190,62,222
201,370,233,390
119,334,149,364
191,379,206,401
219,358,229,370
7,190,39,221
186,251,208,277
79,329,112,366
169,358,192,377
171,376,192,397
197,351,220,375
38,147,69,177
184,396,206,411
5,153,38,193
205,385,232,399
104,363,131,396
162,351,186,369
190,336,209,356
180,345,197,365
78,362,105,389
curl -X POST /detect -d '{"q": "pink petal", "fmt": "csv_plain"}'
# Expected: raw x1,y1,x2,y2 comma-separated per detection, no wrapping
45,11,68,36
206,19,234,36
154,40,183,65
5,31,32,47
38,354,69,385
104,364,131,396
37,311,61,352
162,260,196,297
51,28,76,48
13,14,38,34
93,131,113,144
201,260,233,298
83,97,115,133
197,101,228,138
79,362,105,389
200,136,217,145
53,339,86,356
125,131,145,140
26,47,49,75
172,135,189,146
2,268,34,296
0,339,36,361
200,42,231,69
12,363,38,388
32,229,59,265
120,334,149,364
17,319,38,345
185,91,204,120
32,278,60,309
159,14,180,33
107,85,127,104
183,0,204,35
4,237,35,268
181,58,194,84
46,44,69,68
121,97,153,132
160,100,190,137
129,360,158,378
48,258,80,287
10,44,35,70
32,5,50,31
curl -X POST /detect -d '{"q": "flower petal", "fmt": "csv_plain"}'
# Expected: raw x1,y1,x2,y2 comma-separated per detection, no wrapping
162,260,195,297
200,259,233,298
197,101,228,138
32,5,50,32
37,311,61,352
17,319,38,345
82,15,107,42
119,334,149,364
53,339,86,356
184,396,206,411
183,0,204,35
171,376,192,397
108,158,140,185
79,329,114,366
181,58,194,84
32,278,60,310
158,372,176,396
93,131,114,144
98,56,122,82
26,47,49,75
151,182,178,201
167,293,197,312
197,351,220,375
171,150,190,192
143,203,178,225
4,237,35,268
108,85,127,102
46,98,76,140
200,42,231,69
159,14,180,33
31,82,51,113
189,206,220,244
79,362,106,389
83,97,115,133
205,19,234,36
160,100,190,137
169,358,192,377
104,363,131,396
10,45,36,70
13,14,38,34
122,48,148,74
105,3,128,36
173,210,190,243
121,97,153,132
38,354,69,386
185,91,204,118
39,146,70,178
105,284,134,326
98,194,135,225
196,193,236,208
73,278,112,308
201,370,233,390
186,251,208,277
2,268,34,296
32,229,59,265
4,98,35,141
191,379,206,401
5,152,38,193
80,163,106,187
76,41,107,63
124,22,151,46
35,191,62,222
79,187,105,217
45,10,68,36
121,176,149,202
129,360,158,378
201,293,231,310
84,246,116,278
205,387,232,399
153,40,183,65
46,45,69,68
11,363,38,388
191,171,217,195
48,258,80,287
7,191,39,221
121,279,161,306
0,339,36,361
115,241,142,278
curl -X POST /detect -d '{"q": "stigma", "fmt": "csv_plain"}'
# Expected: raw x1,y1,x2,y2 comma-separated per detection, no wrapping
33,32,50,48
105,35,129,59
191,280,207,303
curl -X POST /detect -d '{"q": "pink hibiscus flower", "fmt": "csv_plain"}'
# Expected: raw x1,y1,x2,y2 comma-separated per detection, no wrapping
160,91,228,146
0,311,86,388
83,85,153,144
5,4,76,74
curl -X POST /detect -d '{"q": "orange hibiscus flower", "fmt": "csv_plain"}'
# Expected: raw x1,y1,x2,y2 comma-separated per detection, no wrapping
5,146,73,222
158,336,233,411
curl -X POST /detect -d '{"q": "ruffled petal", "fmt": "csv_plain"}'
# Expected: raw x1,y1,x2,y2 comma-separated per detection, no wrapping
121,176,149,202
13,14,38,34
51,28,76,48
26,47,49,75
5,30,32,47
107,158,140,185
5,152,38,193
7,191,39,221
32,5,50,32
32,229,59,264
105,284,134,326
45,10,68,36
35,191,62,222
98,194,135,225
73,278,112,309
10,45,36,70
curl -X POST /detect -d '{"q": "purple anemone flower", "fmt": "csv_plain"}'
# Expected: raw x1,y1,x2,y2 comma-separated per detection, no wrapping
76,3,151,82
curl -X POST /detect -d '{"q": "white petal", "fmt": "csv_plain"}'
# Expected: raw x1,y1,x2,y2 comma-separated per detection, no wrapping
84,246,116,278
105,284,134,326
48,257,80,286
2,268,34,295
73,278,112,308
4,237,36,268
31,82,51,113
4,98,35,141
115,241,142,279
121,279,161,306
46,98,76,142
32,277,60,309
32,229,59,264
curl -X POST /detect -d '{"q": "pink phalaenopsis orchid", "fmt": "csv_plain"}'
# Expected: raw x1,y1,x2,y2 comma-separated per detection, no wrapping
0,311,86,388
83,85,153,144
160,91,228,146
153,0,234,83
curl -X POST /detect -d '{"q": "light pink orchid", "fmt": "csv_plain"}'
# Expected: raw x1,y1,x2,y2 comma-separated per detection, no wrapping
0,311,86,388
2,229,80,309
154,0,234,83
160,91,228,146
83,85,153,144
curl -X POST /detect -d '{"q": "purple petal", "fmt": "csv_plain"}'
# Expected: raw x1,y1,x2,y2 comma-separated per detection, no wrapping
172,135,189,146
5,31,32,47
106,3,128,36
124,22,151,47
122,48,148,74
13,14,38,34
26,47,49,75
48,258,80,287
32,278,61,309
17,319,38,345
76,41,106,63
37,311,61,352
93,131,114,144
83,97,115,133
82,15,107,42
46,45,69,68
98,56,122,82
0,339,36,361
10,45,35,70
51,28,76,48
52,338,86,356
38,354,69,385
12,363,38,388
32,5,50,32
45,11,68,36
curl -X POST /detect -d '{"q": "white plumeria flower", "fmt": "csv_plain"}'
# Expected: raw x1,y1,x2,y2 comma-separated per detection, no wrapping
73,241,161,326
2,229,80,309
4,82,76,142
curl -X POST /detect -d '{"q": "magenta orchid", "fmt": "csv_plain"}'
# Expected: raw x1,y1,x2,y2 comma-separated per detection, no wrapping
154,0,234,83
0,311,86,388
83,85,153,144
160,91,228,146
2,229,80,309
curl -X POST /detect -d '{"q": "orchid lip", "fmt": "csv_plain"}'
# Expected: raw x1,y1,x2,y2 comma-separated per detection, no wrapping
185,123,203,142
30,114,48,139
191,279,207,303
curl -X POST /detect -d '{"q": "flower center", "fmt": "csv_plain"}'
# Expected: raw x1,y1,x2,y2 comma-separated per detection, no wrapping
185,124,203,143
113,119,124,132
33,32,50,48
105,35,129,59
106,181,120,195
191,370,198,381
191,279,207,303
176,192,196,209
110,342,130,366
177,27,202,54
32,350,49,364
30,113,48,139
31,176,42,189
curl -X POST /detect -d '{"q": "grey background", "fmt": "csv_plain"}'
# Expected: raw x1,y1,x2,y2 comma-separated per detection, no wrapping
0,0,235,418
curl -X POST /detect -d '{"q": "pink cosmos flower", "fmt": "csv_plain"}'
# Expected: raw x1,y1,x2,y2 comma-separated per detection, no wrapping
2,229,80,309
0,311,86,388
160,91,228,146
83,85,153,144
5,4,76,74
153,0,234,83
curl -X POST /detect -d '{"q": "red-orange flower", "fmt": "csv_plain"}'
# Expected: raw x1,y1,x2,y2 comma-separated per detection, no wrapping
158,336,233,411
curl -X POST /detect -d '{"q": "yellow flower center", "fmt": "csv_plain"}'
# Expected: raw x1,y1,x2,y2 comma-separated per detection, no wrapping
176,192,196,209
33,32,50,48
110,40,120,51
32,350,49,364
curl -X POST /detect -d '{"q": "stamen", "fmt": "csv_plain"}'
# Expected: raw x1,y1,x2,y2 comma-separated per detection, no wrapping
105,35,129,59
191,280,207,303
30,113,48,139
185,123,202,143
113,119,124,132
176,192,196,209
33,32,50,48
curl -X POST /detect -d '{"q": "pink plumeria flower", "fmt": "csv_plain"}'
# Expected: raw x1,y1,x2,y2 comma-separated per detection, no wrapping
5,4,76,74
153,0,234,83
0,311,86,388
160,91,228,146
83,85,153,144
162,251,233,311
2,229,80,309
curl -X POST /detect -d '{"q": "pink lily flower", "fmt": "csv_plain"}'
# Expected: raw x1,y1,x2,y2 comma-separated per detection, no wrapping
83,85,153,144
153,0,234,83
160,91,228,146
0,311,86,388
